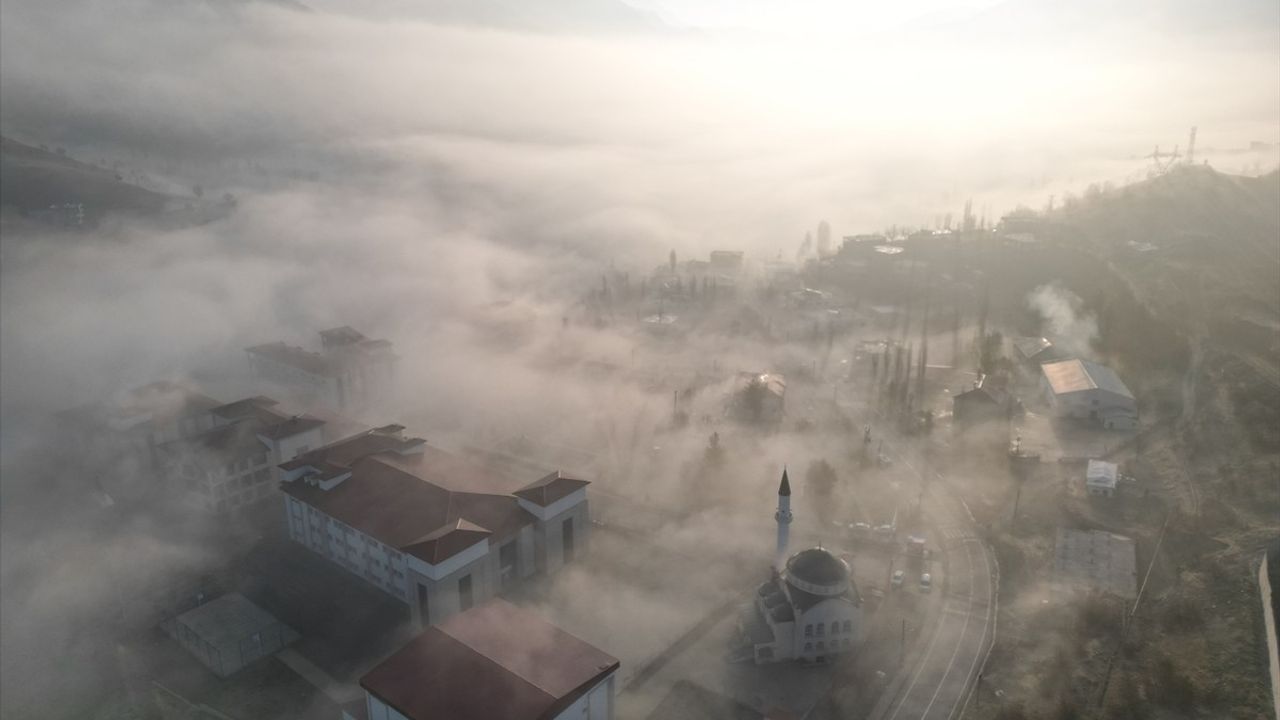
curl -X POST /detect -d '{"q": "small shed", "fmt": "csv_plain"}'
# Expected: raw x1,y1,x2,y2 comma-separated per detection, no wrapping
1012,336,1066,366
165,593,298,677
1086,460,1119,497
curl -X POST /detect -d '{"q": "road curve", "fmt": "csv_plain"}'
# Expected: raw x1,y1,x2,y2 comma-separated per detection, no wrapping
870,481,996,720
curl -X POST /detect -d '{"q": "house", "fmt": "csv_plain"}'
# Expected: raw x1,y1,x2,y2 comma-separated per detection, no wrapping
1040,359,1138,430
353,599,618,720
952,375,1017,427
160,396,326,514
280,426,590,626
742,472,863,665
1085,460,1119,497
164,593,298,677
247,326,397,411
709,250,745,275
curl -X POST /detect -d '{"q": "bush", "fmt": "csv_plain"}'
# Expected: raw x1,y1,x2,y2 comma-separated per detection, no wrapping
1076,595,1123,640
1160,596,1204,632
1153,656,1196,708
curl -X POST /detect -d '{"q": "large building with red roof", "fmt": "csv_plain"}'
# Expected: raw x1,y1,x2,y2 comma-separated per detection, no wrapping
160,395,327,514
280,426,591,626
345,599,618,720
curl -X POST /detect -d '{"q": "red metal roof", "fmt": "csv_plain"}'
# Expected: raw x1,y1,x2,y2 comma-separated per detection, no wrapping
513,472,590,507
280,433,562,563
361,600,619,720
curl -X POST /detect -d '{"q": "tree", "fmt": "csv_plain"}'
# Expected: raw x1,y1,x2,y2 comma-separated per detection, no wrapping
979,331,1004,375
805,459,838,510
741,376,767,423
817,220,832,258
702,432,725,470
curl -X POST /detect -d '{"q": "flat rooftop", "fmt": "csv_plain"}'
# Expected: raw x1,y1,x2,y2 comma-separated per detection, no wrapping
174,593,294,650
1054,529,1137,598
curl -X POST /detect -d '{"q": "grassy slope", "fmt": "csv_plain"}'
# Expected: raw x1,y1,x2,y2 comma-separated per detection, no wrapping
974,167,1279,720
0,136,176,220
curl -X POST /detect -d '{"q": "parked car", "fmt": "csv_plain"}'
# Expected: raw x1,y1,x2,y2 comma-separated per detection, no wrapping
891,570,905,589
919,573,932,593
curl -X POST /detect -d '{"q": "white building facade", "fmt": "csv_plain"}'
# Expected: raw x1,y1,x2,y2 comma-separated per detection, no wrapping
281,427,590,627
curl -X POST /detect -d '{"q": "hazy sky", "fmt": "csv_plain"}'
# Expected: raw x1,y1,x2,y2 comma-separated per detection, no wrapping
633,0,1006,33
0,0,1277,435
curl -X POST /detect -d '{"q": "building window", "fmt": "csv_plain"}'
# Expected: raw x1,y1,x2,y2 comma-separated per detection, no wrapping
804,624,813,637
804,643,813,653
458,574,473,611
417,584,430,624
817,641,825,652
843,620,852,633
499,541,517,587
816,623,825,636
562,518,576,563
831,621,839,635
843,638,851,648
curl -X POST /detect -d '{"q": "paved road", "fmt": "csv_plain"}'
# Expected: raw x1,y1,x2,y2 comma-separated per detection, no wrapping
869,460,997,720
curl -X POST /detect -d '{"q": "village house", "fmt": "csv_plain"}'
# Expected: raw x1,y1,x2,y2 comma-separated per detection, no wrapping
952,374,1018,428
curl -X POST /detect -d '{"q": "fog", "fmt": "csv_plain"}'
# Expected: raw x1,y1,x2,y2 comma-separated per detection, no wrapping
1,0,1278,718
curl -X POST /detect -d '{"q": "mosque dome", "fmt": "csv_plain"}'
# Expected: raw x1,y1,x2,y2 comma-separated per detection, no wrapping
784,547,850,597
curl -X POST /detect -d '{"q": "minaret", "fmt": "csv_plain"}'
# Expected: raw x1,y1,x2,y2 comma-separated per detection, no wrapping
775,468,792,572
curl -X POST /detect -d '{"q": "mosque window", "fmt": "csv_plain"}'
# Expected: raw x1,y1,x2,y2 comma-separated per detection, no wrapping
831,621,839,635
816,623,825,636
843,620,853,633
804,624,813,637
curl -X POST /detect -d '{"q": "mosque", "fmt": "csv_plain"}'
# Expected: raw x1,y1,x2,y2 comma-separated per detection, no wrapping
741,469,864,665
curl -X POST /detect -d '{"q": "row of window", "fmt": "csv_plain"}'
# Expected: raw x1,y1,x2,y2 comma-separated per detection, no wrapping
804,620,853,637
803,638,853,654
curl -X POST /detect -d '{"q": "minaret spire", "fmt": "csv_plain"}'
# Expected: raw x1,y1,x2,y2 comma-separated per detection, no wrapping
775,467,793,571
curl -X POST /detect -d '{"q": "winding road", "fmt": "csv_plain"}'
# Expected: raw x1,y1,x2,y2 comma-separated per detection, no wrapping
868,462,997,720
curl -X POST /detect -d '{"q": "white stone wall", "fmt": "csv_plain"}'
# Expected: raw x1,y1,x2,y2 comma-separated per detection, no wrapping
795,598,860,658
366,695,410,720
284,496,410,602
553,672,616,720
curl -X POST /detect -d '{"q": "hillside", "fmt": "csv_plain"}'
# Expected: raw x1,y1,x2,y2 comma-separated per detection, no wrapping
1057,167,1280,420
0,136,177,224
